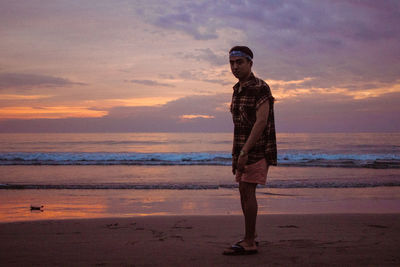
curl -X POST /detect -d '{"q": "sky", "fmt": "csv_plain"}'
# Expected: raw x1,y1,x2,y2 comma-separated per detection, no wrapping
0,0,399,133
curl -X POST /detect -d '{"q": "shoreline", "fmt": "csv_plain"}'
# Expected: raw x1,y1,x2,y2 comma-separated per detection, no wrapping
2,186,400,223
1,214,399,266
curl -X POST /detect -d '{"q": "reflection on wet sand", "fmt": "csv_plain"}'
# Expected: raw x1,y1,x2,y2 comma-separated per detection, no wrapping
1,186,400,223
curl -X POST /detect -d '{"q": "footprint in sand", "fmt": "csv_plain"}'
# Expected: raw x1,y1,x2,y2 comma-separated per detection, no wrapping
105,223,128,229
170,235,184,241
106,223,119,229
279,239,316,248
278,225,299,228
367,224,388,229
172,219,193,230
150,229,167,241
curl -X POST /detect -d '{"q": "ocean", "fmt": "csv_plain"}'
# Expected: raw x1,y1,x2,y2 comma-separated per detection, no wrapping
1,132,400,222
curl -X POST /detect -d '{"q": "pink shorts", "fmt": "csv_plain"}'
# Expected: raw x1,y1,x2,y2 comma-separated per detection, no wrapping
235,158,269,185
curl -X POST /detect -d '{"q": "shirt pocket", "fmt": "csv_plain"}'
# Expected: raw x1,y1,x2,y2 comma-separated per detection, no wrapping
239,103,254,126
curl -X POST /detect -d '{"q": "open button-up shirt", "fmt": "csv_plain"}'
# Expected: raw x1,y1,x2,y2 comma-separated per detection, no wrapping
230,73,277,172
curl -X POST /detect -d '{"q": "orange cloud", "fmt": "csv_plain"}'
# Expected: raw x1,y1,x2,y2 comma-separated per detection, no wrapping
0,94,52,100
270,78,400,101
105,97,179,107
180,114,215,120
0,106,107,119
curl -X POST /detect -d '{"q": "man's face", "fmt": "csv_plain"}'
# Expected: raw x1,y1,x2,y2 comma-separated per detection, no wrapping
229,56,252,80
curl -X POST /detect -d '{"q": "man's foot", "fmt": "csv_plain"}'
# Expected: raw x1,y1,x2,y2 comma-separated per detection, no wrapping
236,239,259,247
223,241,258,255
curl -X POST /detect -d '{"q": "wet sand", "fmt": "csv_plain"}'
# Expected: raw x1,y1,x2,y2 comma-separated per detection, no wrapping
1,214,399,266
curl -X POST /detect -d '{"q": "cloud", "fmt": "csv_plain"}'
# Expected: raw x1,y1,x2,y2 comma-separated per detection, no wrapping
0,93,233,132
1,1,399,133
107,93,231,119
1,90,399,133
180,114,215,120
149,4,219,40
126,79,175,87
179,48,227,66
274,90,400,132
137,0,400,91
0,106,107,119
179,70,231,86
0,73,86,90
0,94,51,100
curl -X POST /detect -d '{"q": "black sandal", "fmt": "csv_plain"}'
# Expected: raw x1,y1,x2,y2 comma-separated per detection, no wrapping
223,243,258,255
236,239,259,247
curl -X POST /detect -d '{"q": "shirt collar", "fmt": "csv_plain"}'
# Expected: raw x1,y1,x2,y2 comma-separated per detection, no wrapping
233,72,256,92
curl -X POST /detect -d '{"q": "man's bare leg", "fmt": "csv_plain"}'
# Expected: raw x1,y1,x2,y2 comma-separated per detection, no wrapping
239,181,258,247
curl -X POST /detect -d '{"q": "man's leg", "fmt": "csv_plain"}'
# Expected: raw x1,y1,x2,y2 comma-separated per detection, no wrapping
239,181,258,246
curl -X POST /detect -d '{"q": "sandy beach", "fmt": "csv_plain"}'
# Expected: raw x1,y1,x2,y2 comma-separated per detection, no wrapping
1,214,399,266
1,134,400,266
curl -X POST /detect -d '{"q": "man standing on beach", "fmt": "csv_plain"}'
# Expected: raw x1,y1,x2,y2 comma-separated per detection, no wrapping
223,46,277,255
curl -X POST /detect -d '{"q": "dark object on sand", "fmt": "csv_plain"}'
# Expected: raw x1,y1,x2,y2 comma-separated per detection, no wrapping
30,205,44,211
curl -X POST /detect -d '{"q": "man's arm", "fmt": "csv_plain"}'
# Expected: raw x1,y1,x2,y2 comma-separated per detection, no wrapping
236,101,269,172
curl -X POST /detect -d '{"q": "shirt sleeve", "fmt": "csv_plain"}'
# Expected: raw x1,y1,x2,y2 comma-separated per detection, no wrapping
255,83,274,110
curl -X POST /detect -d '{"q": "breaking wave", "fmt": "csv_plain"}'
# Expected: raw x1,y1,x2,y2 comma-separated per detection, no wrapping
0,152,399,168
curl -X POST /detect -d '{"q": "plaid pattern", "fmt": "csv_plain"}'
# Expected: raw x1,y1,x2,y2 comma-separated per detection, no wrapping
230,73,277,172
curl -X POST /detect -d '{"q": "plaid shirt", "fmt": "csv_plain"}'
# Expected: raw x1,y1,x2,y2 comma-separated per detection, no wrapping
230,73,277,172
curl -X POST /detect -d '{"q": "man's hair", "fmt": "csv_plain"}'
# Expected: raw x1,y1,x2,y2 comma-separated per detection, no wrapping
229,46,253,61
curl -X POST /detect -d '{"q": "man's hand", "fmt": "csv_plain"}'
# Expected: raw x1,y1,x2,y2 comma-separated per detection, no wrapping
237,153,248,173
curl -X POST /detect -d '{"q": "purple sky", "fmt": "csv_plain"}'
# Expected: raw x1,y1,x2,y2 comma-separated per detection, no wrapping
0,0,399,132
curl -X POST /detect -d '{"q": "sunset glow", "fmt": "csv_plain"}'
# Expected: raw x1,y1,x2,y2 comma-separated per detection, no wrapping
180,114,215,120
0,1,399,132
0,106,107,119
